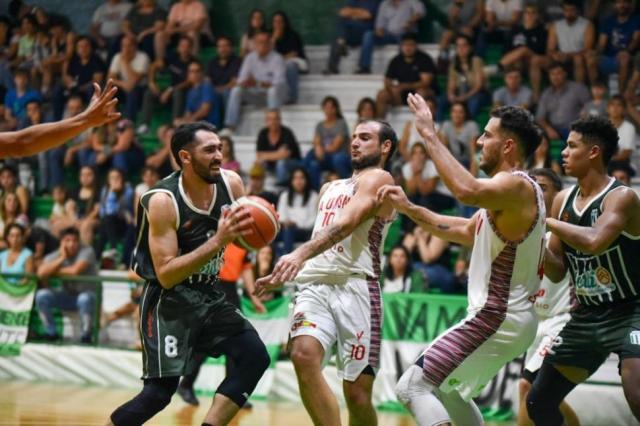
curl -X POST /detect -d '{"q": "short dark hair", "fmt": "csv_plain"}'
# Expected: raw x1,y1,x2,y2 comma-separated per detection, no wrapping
490,106,541,161
562,0,582,8
60,226,80,240
609,94,626,107
401,32,418,43
529,168,563,191
570,115,619,166
4,222,25,242
548,61,567,73
0,164,18,177
170,121,218,167
361,119,398,168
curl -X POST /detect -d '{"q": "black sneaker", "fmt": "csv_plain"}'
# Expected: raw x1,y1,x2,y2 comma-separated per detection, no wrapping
176,385,199,406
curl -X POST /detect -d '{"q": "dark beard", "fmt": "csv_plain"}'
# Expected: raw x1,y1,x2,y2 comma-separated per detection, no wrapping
352,152,382,170
193,160,222,184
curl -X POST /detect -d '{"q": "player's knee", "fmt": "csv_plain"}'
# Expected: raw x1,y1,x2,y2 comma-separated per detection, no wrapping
526,382,561,425
111,378,178,426
395,364,432,405
344,382,373,409
290,341,321,371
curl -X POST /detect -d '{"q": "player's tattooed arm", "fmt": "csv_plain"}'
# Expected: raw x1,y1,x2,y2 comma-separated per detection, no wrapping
378,184,476,246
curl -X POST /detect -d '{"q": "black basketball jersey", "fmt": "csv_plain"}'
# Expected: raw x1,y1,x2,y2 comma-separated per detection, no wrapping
131,170,235,290
559,178,640,306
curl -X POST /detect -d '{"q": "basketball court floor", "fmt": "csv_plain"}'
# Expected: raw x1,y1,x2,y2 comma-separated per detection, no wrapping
0,380,516,425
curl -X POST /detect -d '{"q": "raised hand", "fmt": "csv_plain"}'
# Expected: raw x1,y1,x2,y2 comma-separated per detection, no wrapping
377,184,413,213
407,93,437,141
81,80,121,128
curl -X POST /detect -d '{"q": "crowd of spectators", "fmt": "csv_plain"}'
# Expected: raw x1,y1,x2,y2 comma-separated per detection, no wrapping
0,0,639,345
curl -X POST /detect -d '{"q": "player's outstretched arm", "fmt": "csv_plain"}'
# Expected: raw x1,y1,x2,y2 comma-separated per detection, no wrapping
255,170,394,291
544,188,570,282
0,80,121,158
407,93,530,211
377,184,477,247
547,187,640,256
147,192,253,289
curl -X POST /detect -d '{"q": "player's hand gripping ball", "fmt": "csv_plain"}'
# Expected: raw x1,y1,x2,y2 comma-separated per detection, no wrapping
233,196,280,251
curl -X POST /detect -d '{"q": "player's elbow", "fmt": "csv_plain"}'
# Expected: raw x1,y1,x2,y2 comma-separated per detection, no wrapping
155,272,177,289
584,237,608,256
455,187,478,206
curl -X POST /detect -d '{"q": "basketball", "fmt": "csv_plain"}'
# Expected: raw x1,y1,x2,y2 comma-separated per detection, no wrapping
234,195,280,251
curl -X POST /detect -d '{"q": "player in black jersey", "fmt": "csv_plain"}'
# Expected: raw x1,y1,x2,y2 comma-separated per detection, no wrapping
527,115,640,425
108,122,270,426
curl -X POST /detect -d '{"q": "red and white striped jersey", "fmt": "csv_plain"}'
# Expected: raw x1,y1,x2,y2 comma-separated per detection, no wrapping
296,178,393,285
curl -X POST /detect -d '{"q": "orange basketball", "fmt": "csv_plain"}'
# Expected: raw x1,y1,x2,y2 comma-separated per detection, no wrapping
235,195,280,251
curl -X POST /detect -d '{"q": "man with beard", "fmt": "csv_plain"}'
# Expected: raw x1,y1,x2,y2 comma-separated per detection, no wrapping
254,120,397,425
527,116,640,425
108,122,270,426
379,94,544,426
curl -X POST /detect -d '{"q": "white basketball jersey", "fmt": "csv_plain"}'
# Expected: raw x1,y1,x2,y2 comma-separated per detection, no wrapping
533,232,572,317
296,178,393,285
467,172,546,313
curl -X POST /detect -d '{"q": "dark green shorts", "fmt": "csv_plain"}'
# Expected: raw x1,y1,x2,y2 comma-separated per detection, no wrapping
544,300,640,375
139,280,253,379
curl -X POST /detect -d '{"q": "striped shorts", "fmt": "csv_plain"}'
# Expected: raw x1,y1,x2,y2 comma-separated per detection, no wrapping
419,307,537,401
291,278,382,382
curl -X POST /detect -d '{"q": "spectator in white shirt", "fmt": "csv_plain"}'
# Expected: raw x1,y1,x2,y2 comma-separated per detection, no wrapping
90,0,133,59
108,34,150,121
607,95,636,168
223,31,288,131
276,167,318,255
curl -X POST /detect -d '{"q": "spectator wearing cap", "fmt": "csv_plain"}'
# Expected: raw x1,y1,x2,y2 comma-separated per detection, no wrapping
246,163,278,206
224,31,288,131
357,0,426,74
255,109,302,185
108,34,150,121
35,226,99,343
173,60,221,128
79,119,145,175
376,33,437,118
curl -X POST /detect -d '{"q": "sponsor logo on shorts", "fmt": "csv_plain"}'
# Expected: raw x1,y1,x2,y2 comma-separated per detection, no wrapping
291,320,316,332
630,331,640,345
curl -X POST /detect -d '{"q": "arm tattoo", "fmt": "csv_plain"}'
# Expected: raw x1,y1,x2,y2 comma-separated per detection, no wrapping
437,224,450,230
299,222,352,260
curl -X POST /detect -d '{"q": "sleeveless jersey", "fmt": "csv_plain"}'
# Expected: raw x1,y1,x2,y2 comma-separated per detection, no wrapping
559,178,640,306
555,17,589,53
296,178,393,285
467,171,546,313
533,231,572,318
131,170,235,292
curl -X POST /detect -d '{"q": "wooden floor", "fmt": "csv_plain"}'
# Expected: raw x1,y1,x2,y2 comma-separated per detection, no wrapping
0,380,417,426
0,380,517,425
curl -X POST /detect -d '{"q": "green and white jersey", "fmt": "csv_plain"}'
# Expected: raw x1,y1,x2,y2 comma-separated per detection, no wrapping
559,178,640,306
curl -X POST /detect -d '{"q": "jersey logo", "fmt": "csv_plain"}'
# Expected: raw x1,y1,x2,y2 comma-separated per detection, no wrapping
590,209,599,226
631,331,640,345
567,253,617,297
